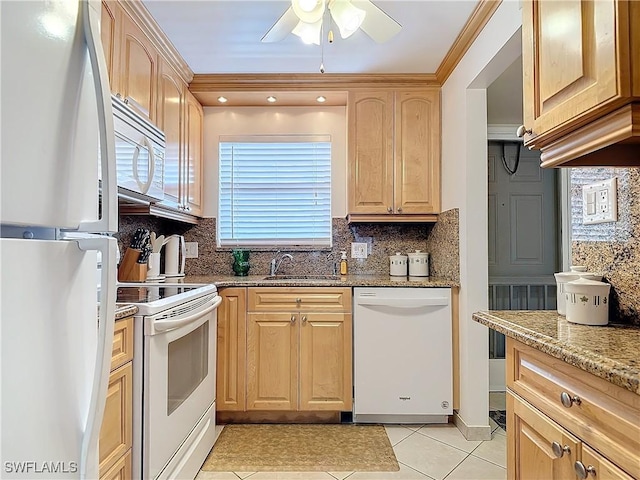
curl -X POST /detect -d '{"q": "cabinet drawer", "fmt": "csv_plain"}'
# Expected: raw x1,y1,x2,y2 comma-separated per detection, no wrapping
111,316,134,371
507,338,640,478
248,287,352,312
99,362,133,477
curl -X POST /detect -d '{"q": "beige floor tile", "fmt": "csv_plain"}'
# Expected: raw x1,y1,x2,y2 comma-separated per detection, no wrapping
327,473,354,480
488,417,499,433
392,431,468,479
195,472,240,479
244,472,338,479
346,463,432,479
402,424,426,432
415,425,482,453
385,425,417,446
494,427,506,437
489,392,506,411
471,433,507,468
443,455,506,480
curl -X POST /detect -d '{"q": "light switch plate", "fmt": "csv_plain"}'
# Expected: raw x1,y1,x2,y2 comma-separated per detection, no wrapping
185,242,199,258
351,242,368,259
582,177,617,225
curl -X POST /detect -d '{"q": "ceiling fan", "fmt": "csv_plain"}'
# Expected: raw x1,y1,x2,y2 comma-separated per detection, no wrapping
261,0,402,45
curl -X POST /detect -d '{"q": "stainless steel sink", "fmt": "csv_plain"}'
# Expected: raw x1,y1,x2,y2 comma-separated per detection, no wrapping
261,274,341,282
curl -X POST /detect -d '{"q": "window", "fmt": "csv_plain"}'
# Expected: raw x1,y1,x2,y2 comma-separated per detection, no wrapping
218,135,331,247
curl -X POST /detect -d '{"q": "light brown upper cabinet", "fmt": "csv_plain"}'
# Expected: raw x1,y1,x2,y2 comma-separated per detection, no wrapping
182,89,204,216
118,13,158,122
348,90,440,222
521,0,640,168
100,1,121,93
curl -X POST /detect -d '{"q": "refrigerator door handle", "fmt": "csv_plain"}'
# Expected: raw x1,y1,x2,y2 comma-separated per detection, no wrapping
77,236,117,479
78,0,117,234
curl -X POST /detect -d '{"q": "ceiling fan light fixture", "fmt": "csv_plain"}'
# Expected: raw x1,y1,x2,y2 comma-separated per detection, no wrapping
292,19,322,45
329,0,366,39
291,0,325,23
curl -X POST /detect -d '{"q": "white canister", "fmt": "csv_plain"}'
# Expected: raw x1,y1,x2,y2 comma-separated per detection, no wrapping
389,253,408,276
554,266,602,315
565,278,611,326
408,250,429,277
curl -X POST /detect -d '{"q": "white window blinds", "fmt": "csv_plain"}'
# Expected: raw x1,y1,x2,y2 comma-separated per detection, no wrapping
218,135,332,247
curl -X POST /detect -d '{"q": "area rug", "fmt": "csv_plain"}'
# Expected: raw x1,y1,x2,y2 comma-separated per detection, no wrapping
201,424,400,472
490,410,507,431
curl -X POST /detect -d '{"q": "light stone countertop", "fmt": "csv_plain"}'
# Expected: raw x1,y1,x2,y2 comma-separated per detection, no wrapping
182,274,458,288
115,304,138,319
473,310,640,395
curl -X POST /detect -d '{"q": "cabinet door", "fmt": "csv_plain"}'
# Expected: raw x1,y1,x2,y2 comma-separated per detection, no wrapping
157,58,184,208
217,288,247,411
579,445,634,480
119,15,157,121
100,450,131,480
522,0,624,141
394,91,440,214
348,91,394,215
99,363,132,477
299,313,352,411
508,391,579,480
183,90,204,216
246,312,298,410
100,1,120,94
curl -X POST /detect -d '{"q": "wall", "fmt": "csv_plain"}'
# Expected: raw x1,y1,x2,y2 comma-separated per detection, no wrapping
441,1,522,436
570,167,640,325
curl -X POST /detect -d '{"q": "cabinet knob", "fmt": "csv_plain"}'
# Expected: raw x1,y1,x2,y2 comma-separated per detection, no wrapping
296,297,302,303
397,207,403,213
301,315,307,323
516,125,532,138
290,314,296,323
560,391,581,408
574,461,596,479
551,441,571,458
387,207,393,213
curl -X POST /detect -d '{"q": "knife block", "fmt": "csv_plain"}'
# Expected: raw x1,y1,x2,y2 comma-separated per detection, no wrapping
118,248,147,282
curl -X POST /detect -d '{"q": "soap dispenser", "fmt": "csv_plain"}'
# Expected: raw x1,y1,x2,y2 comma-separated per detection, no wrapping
339,251,348,275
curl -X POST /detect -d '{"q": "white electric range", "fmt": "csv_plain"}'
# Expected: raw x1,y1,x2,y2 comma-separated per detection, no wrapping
116,282,221,480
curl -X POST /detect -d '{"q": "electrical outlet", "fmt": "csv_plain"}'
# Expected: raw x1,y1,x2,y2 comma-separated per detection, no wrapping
582,178,617,225
185,242,198,258
351,242,368,259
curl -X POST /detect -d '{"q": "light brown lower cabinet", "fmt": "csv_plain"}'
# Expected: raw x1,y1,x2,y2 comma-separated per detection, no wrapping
506,337,639,480
217,287,353,414
99,316,133,479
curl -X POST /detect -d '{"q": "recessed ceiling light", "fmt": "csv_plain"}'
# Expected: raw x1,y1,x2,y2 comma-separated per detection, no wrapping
267,96,277,103
316,96,327,103
217,96,228,103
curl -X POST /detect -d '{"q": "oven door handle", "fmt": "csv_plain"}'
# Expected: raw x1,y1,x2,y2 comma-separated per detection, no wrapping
152,296,222,333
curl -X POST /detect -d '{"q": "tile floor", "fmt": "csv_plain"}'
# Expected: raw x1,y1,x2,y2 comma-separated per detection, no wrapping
197,393,507,480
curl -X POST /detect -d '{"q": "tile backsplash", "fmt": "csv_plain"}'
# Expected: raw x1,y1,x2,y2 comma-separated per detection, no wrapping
118,208,460,282
571,168,639,325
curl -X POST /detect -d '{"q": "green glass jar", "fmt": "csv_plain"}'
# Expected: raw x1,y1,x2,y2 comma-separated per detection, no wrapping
232,249,250,276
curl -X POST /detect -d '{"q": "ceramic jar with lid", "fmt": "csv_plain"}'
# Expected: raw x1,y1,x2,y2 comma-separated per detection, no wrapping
389,253,408,276
408,250,429,277
554,266,602,315
565,278,611,326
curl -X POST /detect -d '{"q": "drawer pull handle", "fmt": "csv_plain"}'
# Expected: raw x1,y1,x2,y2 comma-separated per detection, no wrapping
551,442,571,458
560,392,581,408
575,461,596,479
290,314,296,323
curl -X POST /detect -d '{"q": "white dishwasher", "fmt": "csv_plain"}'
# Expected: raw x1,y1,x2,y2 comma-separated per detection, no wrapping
353,287,452,424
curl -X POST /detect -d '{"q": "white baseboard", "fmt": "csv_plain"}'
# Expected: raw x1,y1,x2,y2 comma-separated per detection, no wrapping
453,411,492,441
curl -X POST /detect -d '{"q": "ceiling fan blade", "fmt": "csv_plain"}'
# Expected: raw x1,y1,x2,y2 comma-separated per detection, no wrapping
261,7,299,43
352,0,402,43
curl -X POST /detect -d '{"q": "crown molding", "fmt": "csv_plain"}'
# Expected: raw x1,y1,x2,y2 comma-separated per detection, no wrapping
120,0,194,85
435,0,503,85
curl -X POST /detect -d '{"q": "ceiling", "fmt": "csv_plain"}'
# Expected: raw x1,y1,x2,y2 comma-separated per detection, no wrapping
142,1,480,75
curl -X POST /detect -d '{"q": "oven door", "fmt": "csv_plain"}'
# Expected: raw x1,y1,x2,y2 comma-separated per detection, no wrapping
143,293,221,479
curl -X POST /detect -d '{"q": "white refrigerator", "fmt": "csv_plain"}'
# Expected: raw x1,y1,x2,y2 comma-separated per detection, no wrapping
1,1,119,478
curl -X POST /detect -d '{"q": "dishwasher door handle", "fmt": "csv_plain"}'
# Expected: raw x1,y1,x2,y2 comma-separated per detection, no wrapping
357,298,449,308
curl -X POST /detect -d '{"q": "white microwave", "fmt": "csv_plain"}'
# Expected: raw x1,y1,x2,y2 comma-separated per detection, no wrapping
112,95,164,203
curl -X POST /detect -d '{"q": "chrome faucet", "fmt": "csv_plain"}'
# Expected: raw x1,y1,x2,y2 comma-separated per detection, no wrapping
269,252,293,276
